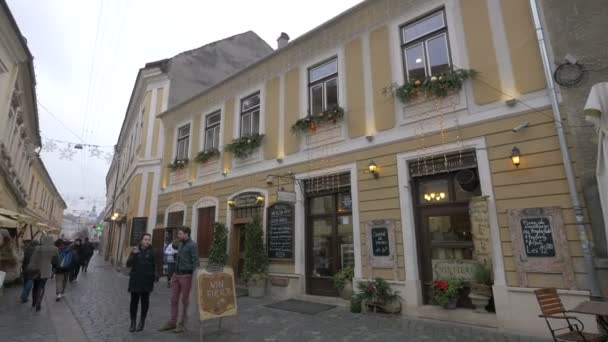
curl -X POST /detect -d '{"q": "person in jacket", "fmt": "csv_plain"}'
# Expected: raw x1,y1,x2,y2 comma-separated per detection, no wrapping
158,227,199,333
163,239,178,288
69,239,83,282
27,234,58,311
81,238,94,272
52,239,75,301
20,239,38,303
126,233,156,332
0,229,19,284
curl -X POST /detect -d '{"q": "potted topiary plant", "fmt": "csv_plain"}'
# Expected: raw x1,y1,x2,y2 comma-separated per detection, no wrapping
333,266,354,300
243,216,268,298
432,278,464,309
208,222,228,267
357,278,401,314
468,263,493,312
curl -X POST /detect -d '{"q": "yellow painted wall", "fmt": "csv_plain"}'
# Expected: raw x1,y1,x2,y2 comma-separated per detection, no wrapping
283,68,300,155
138,91,152,158
161,125,174,188
264,77,280,159
369,26,395,132
128,174,142,218
156,109,586,287
344,37,367,138
151,88,164,158
222,98,235,172
189,115,201,181
461,0,502,105
500,0,546,94
144,172,154,217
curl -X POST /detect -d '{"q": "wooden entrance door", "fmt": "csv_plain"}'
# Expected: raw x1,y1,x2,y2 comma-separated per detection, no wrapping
305,191,353,296
197,207,215,258
417,204,474,305
229,224,247,281
152,228,166,276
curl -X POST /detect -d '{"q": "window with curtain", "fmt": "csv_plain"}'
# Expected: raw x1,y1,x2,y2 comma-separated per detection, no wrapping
401,9,451,81
240,93,260,137
308,58,338,115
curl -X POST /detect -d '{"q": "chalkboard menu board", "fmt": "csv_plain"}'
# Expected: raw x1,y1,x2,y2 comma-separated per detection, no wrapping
371,227,390,256
130,217,148,246
521,218,555,257
267,203,294,259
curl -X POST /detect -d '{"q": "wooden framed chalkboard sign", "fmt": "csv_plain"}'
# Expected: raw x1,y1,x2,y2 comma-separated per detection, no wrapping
267,202,294,261
366,219,396,268
508,207,575,289
130,217,148,246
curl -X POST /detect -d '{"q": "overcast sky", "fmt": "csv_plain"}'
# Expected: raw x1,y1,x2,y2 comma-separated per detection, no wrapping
7,0,363,215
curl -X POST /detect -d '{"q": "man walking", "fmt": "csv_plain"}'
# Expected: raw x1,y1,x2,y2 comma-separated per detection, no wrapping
52,239,75,301
27,235,58,311
20,239,38,303
81,238,94,272
159,227,198,333
69,239,83,282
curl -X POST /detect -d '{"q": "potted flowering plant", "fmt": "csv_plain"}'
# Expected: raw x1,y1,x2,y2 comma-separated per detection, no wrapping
432,278,464,309
333,266,354,300
356,278,401,314
168,158,189,171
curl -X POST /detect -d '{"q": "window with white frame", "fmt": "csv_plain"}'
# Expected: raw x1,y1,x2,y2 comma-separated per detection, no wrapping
176,123,190,160
401,9,451,81
204,111,221,151
308,58,338,115
240,92,260,137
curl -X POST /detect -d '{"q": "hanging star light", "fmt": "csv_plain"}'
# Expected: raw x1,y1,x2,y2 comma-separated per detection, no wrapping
89,145,102,158
59,144,77,160
104,152,114,164
42,139,57,153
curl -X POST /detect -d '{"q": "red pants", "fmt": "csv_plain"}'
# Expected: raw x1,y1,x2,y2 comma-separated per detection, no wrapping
169,274,193,325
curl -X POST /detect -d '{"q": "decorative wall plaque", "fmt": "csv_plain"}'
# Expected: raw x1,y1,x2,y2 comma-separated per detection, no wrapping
432,259,476,281
366,220,396,268
508,207,575,289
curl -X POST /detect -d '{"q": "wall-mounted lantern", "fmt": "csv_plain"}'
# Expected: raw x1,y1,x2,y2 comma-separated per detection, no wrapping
511,146,521,167
368,161,379,179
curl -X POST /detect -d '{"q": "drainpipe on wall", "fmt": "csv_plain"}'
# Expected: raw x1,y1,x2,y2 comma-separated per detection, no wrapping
529,0,600,296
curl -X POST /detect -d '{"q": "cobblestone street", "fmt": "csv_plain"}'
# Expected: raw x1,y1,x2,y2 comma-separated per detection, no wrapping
0,254,553,342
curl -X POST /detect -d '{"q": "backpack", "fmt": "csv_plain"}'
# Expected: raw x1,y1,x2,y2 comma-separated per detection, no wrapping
58,250,73,269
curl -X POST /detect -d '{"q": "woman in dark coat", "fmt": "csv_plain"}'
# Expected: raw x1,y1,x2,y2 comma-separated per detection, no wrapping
126,233,156,332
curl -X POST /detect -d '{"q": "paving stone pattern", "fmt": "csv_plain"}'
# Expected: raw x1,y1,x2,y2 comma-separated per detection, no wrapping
1,254,552,341
0,284,57,342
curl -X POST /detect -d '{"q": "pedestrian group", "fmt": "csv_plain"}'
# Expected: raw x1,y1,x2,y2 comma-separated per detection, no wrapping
13,227,199,335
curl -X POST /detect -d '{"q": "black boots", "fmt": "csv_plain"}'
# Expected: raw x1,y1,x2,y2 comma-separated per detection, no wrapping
129,319,136,332
136,317,146,332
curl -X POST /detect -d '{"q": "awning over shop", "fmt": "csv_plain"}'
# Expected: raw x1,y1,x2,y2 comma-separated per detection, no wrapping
35,222,61,233
0,215,18,228
584,82,608,243
0,208,36,225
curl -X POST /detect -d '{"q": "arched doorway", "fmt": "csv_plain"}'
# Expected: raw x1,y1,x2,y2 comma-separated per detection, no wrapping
227,191,266,281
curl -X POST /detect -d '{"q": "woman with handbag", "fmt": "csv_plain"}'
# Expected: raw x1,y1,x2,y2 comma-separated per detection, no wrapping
27,234,58,311
126,233,157,332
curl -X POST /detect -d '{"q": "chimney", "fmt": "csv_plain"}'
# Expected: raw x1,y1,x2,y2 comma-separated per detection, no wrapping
277,32,290,49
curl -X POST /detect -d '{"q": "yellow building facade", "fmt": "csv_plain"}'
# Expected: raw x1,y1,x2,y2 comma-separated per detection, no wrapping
112,0,604,336
1,0,66,243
